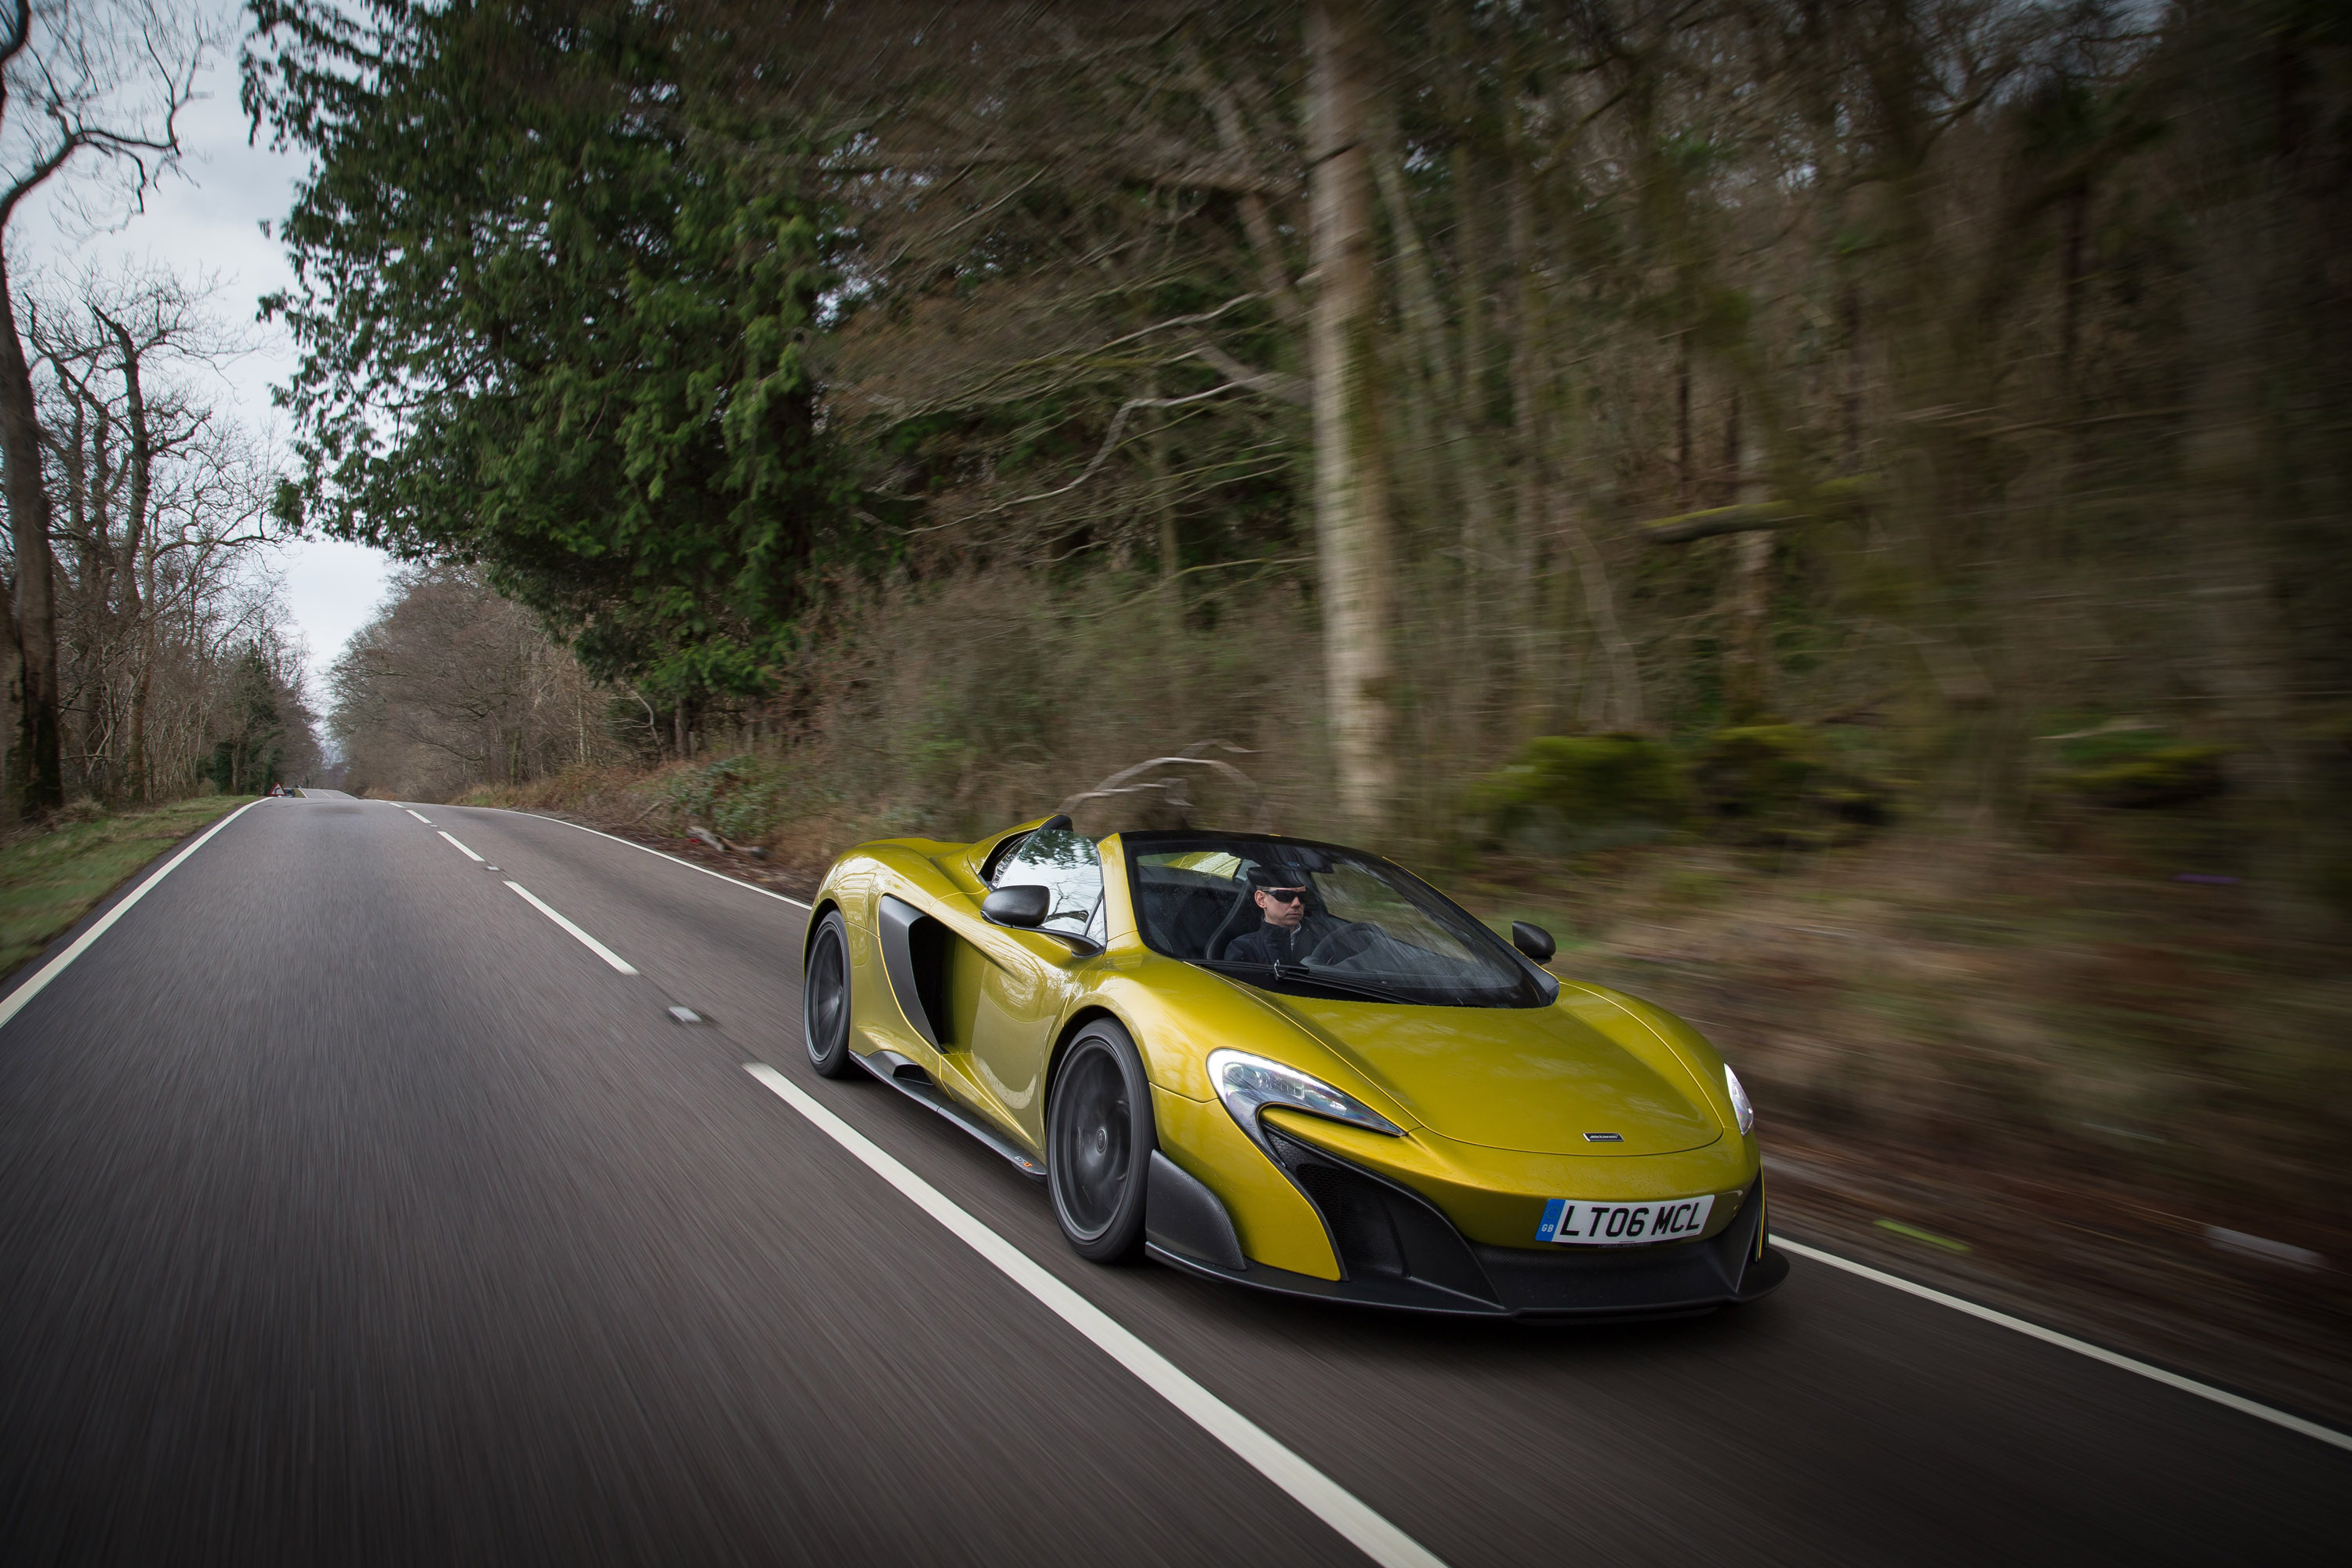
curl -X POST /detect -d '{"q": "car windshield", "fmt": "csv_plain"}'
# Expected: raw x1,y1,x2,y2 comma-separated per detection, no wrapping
1124,833,1548,1008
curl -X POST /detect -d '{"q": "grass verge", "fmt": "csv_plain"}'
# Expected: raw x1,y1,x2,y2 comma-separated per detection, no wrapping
0,796,251,982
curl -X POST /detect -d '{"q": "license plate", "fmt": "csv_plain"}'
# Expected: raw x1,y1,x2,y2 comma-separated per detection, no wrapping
1537,1194,1715,1247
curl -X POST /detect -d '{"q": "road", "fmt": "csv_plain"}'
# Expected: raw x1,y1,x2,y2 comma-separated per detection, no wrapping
0,794,2342,1566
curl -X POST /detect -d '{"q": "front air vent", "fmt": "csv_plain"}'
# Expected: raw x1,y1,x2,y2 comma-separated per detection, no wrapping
1265,1131,1497,1305
1287,1158,1409,1278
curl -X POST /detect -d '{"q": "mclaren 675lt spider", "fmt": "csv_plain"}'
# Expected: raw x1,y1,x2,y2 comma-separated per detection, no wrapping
800,816,1788,1317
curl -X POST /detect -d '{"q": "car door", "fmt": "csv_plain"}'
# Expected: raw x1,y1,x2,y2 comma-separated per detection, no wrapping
954,827,1106,1147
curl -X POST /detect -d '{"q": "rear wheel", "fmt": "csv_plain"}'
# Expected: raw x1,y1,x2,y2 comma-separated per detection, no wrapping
1047,1020,1154,1262
802,913,859,1079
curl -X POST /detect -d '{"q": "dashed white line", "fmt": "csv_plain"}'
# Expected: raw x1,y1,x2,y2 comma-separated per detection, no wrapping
742,1062,1446,1568
1771,1235,2352,1454
372,793,2352,1467
437,830,485,862
484,809,811,908
405,808,432,824
505,882,637,974
0,801,260,1032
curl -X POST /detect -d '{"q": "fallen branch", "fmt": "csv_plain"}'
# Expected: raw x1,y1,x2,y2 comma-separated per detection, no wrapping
1637,502,1800,544
689,824,768,858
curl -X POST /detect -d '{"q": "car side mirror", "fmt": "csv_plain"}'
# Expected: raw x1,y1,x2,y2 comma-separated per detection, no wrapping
982,884,1051,928
1511,921,1555,962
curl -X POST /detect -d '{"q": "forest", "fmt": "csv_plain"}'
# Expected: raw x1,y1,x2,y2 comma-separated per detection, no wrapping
0,2,315,817
250,0,2347,884
238,2,2352,1374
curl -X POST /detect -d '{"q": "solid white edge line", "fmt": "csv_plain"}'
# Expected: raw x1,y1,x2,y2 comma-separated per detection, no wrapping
504,881,639,975
742,1062,1446,1568
405,808,432,823
437,830,485,862
1770,1235,2352,1454
369,790,2352,1471
0,800,262,1032
476,808,811,908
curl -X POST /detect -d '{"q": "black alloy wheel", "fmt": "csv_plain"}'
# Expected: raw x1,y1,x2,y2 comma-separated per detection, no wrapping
1047,1019,1154,1262
802,913,859,1079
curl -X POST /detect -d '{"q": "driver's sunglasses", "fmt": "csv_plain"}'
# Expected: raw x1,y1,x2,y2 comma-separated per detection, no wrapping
1260,886,1308,903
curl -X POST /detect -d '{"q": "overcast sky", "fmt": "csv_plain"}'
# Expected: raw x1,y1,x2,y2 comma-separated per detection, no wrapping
12,8,394,701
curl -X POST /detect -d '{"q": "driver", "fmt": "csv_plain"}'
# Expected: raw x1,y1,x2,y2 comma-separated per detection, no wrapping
1224,866,1367,967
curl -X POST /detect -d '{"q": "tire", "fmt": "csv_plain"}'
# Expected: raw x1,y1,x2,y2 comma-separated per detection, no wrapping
1047,1019,1155,1262
802,912,860,1080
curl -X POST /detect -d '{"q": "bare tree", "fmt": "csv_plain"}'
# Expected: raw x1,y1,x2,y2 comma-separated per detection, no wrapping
332,568,623,800
0,0,212,815
31,261,291,800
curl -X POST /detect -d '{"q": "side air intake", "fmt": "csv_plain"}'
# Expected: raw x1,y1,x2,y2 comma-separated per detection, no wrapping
876,895,951,1047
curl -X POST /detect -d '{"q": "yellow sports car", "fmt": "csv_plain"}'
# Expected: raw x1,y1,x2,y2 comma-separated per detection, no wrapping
801,816,1787,1317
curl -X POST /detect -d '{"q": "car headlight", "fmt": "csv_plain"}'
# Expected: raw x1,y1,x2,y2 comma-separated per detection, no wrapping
1725,1063,1755,1136
1207,1048,1403,1152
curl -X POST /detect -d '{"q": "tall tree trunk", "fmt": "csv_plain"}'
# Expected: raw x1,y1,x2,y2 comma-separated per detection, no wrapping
1448,135,1499,733
1306,0,1393,834
2058,184,2088,390
1505,124,1546,733
1145,372,1185,723
112,317,153,803
0,252,61,814
1838,278,1863,473
125,646,153,803
1371,109,1449,539
1676,340,1693,505
2183,194,2299,900
1717,389,1775,721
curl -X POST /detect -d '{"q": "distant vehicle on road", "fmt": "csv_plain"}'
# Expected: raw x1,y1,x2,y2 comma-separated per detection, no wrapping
803,818,1784,1317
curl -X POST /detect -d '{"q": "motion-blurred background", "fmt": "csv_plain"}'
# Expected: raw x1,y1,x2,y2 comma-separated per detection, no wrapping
5,1,2346,1414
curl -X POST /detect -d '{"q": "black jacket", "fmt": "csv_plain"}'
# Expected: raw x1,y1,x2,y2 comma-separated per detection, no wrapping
1225,916,1335,967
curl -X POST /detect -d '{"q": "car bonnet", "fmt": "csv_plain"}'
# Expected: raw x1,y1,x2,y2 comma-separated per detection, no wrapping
1262,991,1723,1156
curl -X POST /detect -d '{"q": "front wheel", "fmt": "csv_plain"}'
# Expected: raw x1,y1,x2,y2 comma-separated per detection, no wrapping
1047,1020,1154,1262
802,912,859,1080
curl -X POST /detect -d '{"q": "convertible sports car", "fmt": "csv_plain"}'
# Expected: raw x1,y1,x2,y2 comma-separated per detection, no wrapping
800,816,1787,1317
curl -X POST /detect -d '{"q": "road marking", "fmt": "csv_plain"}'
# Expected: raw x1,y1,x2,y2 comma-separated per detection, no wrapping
438,831,485,862
494,810,810,908
505,882,638,975
1772,1236,2352,1454
405,808,432,823
0,800,260,1032
742,1062,1446,1568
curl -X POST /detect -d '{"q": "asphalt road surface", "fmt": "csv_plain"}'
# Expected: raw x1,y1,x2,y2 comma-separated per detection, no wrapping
1,796,2343,1566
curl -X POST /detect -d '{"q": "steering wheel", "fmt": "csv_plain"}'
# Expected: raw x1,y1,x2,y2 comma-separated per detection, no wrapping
1301,923,1371,967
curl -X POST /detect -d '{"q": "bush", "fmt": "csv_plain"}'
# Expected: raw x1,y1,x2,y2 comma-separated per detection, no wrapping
1690,724,1891,847
663,754,798,844
1469,735,1686,851
2051,741,2229,809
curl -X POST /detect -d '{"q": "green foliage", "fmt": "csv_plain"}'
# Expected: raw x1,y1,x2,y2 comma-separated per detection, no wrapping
1690,724,1891,846
1469,736,1687,851
247,0,851,698
661,753,800,844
